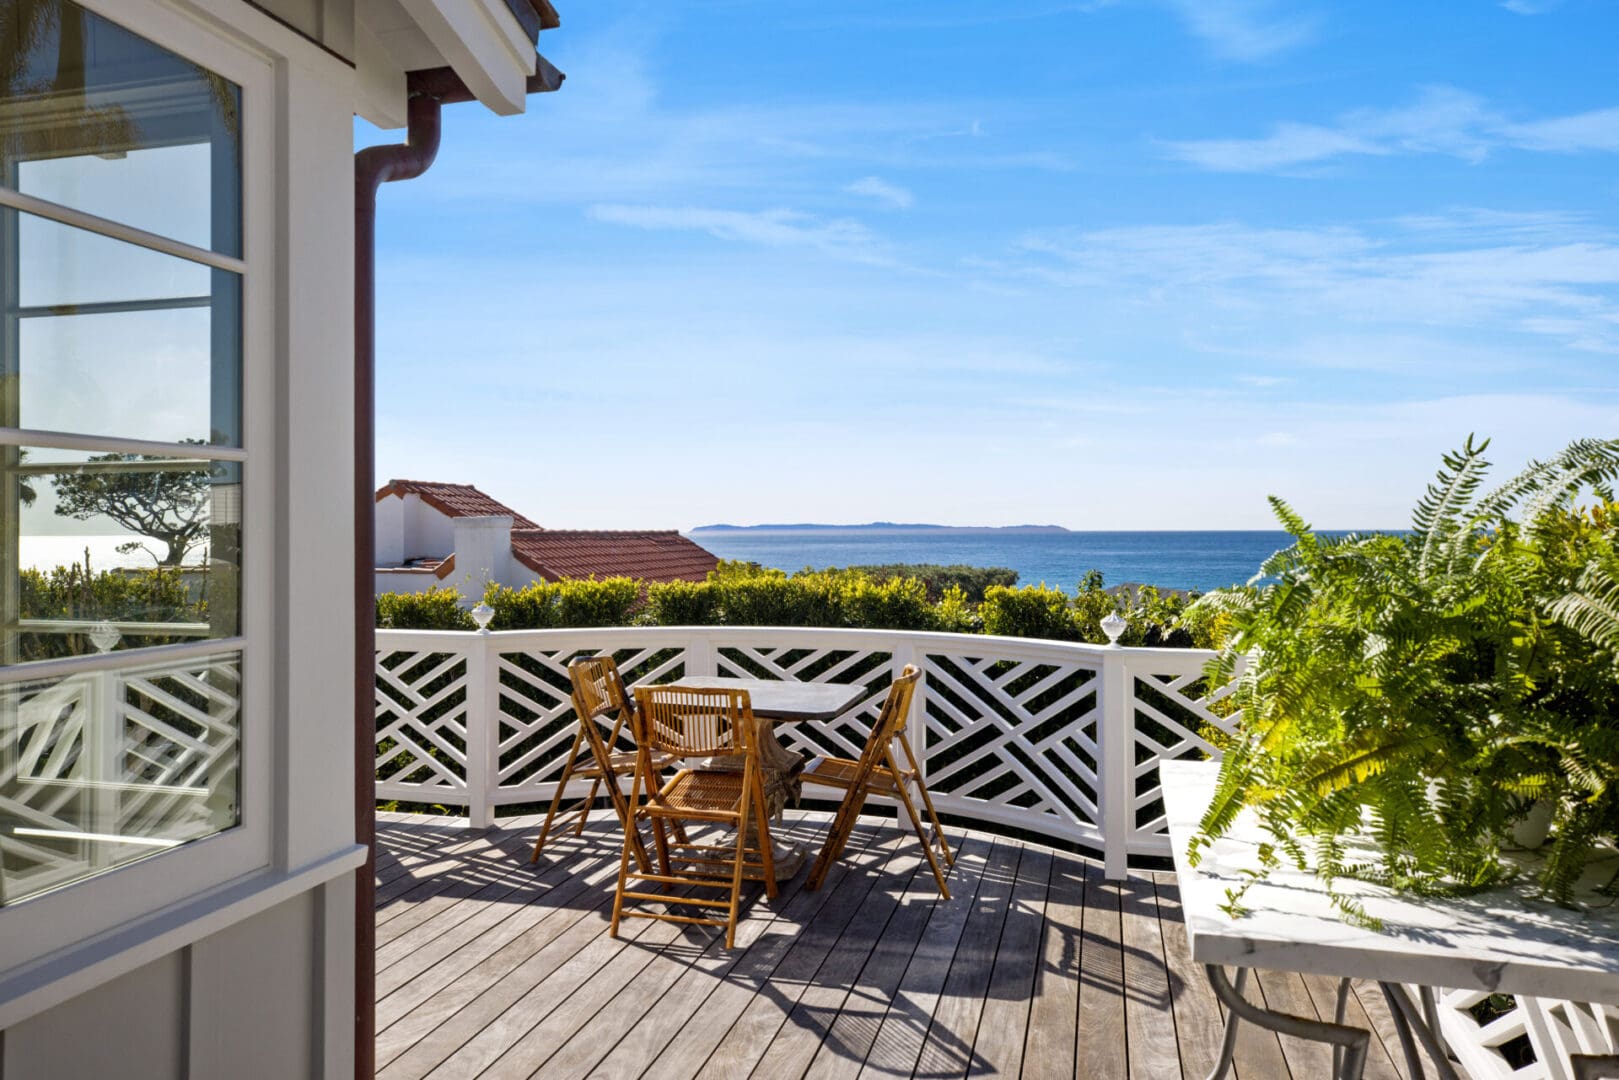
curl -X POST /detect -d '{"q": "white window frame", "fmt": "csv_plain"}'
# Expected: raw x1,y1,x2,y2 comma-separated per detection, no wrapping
0,0,277,972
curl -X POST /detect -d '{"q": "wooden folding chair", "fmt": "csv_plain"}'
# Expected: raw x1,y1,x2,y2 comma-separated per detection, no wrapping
611,686,778,949
530,655,671,867
802,664,955,897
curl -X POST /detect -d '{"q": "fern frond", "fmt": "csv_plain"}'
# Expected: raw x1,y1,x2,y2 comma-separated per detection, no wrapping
1413,435,1491,581
1549,560,1619,654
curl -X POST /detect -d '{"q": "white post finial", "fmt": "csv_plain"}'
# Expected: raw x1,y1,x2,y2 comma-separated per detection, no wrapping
1101,611,1127,647
470,601,494,632
89,620,121,654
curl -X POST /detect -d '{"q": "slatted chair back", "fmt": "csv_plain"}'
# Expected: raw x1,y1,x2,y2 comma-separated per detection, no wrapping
633,686,754,760
530,654,651,866
803,663,955,897
614,684,776,948
849,665,920,784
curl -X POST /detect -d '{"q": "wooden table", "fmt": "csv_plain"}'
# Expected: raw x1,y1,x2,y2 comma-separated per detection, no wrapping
660,676,866,880
1163,760,1619,1079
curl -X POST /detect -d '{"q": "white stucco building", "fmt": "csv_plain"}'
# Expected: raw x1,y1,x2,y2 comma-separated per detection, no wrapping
374,479,722,599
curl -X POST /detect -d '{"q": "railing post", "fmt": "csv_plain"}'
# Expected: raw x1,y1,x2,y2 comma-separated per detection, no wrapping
88,669,120,869
1099,649,1132,880
465,633,496,829
686,629,716,677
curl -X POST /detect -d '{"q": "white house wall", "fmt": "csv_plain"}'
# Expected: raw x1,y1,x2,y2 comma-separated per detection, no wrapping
0,0,365,1074
2,881,352,1080
400,493,455,560
376,489,406,564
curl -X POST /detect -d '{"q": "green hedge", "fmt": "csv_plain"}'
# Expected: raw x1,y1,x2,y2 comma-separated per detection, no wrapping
17,562,202,660
376,563,1220,647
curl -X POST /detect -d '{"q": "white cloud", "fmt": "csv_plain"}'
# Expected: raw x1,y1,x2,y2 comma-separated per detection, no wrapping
1502,0,1563,13
1160,0,1321,62
1003,215,1619,355
844,176,915,210
586,203,896,265
1505,105,1619,152
1163,86,1497,171
1163,87,1619,172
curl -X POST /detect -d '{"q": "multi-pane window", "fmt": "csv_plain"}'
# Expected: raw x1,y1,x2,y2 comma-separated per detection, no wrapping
0,0,245,904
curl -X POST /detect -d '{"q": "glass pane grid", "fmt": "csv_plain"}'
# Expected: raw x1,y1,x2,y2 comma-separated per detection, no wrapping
1,0,248,905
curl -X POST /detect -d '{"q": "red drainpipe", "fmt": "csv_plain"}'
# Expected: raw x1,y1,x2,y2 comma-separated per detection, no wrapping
353,84,441,1080
352,62,561,1079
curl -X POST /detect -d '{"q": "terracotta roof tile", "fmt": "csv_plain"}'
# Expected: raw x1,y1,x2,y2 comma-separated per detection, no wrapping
376,480,541,530
510,529,719,584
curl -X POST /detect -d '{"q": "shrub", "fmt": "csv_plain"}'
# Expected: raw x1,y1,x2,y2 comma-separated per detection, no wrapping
713,571,844,626
980,583,1082,641
376,563,1209,646
932,584,979,634
644,579,720,625
841,574,935,631
846,563,1018,603
18,561,202,659
482,577,640,629
376,587,473,630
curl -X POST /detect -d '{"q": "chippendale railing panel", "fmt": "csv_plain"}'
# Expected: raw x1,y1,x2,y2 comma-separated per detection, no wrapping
375,638,473,804
1119,650,1245,858
373,626,1242,869
491,634,691,809
712,632,893,765
920,645,1103,846
1430,988,1619,1079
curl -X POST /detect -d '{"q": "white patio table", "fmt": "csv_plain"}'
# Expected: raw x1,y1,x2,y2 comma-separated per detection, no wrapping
1163,760,1619,1080
656,675,866,881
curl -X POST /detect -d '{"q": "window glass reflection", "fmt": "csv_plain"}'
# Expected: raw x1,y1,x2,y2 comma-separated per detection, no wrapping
0,650,241,905
8,212,240,447
4,447,241,663
1,0,241,256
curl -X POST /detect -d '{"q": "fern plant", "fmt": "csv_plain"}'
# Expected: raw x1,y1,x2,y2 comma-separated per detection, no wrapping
1188,436,1619,920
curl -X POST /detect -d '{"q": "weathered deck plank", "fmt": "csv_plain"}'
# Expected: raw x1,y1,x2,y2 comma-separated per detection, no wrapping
1075,861,1128,1080
910,839,1024,1078
799,830,970,1080
1118,870,1181,1079
698,830,919,1079
372,814,1437,1080
969,844,1052,1078
855,838,996,1080
1150,873,1228,1080
1019,852,1084,1080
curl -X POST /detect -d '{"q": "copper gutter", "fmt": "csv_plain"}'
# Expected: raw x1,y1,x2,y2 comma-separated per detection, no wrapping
352,61,561,1079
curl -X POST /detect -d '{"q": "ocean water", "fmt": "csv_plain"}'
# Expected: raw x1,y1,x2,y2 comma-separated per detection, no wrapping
685,530,1325,593
17,535,209,572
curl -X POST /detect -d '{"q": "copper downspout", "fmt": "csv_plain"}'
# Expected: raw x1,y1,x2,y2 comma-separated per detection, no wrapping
352,61,561,1079
354,86,441,1080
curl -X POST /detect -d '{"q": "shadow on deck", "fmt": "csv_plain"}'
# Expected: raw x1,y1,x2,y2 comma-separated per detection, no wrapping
373,811,1431,1079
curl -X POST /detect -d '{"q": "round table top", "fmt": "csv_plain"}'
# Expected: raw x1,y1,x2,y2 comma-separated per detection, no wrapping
658,676,866,722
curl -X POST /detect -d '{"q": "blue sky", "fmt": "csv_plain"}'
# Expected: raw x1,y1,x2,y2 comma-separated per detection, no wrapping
361,0,1619,531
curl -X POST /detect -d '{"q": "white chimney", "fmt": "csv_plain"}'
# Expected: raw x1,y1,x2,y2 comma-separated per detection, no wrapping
444,515,514,600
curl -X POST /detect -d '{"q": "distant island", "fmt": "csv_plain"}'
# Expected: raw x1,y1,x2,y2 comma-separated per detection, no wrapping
690,522,1072,535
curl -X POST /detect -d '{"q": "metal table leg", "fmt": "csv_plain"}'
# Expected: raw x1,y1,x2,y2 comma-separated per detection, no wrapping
1378,982,1462,1080
1203,965,1371,1080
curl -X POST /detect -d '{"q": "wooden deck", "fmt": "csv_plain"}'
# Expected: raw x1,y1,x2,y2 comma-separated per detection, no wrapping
373,811,1441,1079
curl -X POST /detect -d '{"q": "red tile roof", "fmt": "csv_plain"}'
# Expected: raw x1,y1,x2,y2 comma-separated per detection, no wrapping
510,529,719,584
376,479,541,530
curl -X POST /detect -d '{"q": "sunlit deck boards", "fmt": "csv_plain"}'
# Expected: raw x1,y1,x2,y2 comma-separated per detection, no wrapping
373,812,1437,1079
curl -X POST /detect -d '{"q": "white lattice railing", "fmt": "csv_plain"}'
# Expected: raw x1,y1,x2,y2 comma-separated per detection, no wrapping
1,651,241,904
373,626,1244,878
